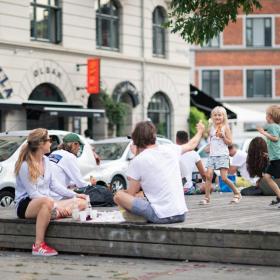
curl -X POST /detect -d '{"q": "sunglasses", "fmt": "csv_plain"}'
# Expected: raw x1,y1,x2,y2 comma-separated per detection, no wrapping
44,138,52,143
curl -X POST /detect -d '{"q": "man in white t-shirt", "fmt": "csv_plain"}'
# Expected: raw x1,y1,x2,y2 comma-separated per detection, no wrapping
114,120,205,224
228,144,258,186
49,133,97,197
176,131,206,194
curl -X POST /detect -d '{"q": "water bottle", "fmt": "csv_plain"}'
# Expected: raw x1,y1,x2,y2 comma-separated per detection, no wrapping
86,195,92,221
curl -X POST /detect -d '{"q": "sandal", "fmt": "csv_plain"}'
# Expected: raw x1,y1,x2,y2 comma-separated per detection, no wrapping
230,193,242,204
199,197,210,205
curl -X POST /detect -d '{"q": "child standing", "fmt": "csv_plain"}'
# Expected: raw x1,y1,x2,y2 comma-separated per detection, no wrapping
200,106,242,205
257,105,280,206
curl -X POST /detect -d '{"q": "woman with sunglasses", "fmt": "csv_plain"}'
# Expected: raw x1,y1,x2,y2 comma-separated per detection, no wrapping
15,128,87,256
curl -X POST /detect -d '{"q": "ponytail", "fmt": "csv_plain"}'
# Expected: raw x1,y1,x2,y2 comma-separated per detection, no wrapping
14,128,48,182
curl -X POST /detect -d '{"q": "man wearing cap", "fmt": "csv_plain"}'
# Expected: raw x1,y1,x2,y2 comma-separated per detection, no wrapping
49,133,96,196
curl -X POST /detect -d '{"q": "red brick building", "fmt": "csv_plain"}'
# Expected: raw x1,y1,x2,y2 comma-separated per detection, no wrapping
191,0,280,134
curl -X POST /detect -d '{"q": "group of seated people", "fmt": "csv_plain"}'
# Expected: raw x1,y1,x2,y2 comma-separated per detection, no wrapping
15,120,206,257
176,130,279,197
16,121,277,257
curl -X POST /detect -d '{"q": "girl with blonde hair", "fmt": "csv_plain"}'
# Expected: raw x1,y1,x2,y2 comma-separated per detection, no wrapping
15,128,87,256
199,106,242,205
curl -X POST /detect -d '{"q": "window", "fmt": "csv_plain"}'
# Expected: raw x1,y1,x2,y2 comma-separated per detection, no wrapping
153,6,166,57
96,0,120,50
148,92,171,138
247,70,272,98
202,70,220,98
30,0,62,43
203,35,220,48
246,18,271,47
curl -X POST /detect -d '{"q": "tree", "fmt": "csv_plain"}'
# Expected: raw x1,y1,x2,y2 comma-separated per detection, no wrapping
99,92,128,137
166,0,262,45
188,106,208,137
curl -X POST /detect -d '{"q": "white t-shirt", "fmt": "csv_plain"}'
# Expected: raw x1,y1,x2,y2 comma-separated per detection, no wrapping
126,144,187,218
180,151,201,189
231,150,257,185
49,149,88,189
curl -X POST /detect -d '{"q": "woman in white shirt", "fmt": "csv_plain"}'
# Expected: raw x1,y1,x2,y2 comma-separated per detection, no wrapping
15,128,87,256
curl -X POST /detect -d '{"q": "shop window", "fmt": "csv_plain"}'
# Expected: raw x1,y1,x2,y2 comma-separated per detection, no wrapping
152,6,166,57
246,17,271,47
148,92,171,138
202,70,220,98
30,0,62,43
96,0,120,51
246,70,272,98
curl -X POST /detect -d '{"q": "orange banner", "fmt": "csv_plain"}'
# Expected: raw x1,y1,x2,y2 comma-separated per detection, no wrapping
87,58,100,94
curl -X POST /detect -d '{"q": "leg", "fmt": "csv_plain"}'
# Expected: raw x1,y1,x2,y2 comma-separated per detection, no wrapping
205,168,214,199
55,197,87,218
114,190,136,211
25,197,54,246
220,169,242,203
220,168,240,195
263,173,280,198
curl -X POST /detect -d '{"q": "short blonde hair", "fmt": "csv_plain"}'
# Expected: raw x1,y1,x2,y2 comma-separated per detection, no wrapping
211,106,228,125
266,105,280,124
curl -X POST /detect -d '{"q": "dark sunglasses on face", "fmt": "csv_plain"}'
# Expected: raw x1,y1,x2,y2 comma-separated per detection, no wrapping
44,138,52,143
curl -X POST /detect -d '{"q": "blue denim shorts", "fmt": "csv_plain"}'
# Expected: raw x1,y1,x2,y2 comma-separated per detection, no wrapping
131,197,185,224
207,155,230,170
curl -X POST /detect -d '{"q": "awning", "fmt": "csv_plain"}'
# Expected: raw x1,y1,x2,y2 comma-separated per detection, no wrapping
43,107,105,117
0,99,22,110
190,84,237,119
223,103,265,123
0,100,105,117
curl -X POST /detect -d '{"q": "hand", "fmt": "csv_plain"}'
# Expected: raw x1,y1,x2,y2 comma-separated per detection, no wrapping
196,120,205,134
130,144,137,155
216,132,224,138
257,126,265,134
90,176,97,186
135,191,144,198
76,193,87,200
93,151,101,165
56,207,72,218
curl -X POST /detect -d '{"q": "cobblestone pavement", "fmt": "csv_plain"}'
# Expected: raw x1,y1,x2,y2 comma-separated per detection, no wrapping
0,250,279,280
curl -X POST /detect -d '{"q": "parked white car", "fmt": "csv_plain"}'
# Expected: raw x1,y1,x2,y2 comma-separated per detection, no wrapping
0,130,97,207
91,137,173,193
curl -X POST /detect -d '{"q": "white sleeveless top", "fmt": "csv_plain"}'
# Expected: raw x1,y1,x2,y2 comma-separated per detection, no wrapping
209,126,229,157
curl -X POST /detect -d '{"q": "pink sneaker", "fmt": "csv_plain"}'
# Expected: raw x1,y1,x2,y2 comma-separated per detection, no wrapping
32,242,58,256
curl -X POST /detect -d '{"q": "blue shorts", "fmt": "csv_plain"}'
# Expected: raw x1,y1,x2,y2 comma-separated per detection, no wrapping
207,155,230,170
131,198,185,224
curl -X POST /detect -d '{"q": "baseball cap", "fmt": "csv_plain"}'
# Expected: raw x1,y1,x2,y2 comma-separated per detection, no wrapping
63,133,84,145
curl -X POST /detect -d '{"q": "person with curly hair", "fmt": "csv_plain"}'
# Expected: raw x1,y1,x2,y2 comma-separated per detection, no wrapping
246,137,269,179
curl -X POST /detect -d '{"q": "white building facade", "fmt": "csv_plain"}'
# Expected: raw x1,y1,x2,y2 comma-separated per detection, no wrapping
0,0,190,140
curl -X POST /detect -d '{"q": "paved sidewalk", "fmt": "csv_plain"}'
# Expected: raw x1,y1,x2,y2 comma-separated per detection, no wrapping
0,250,279,280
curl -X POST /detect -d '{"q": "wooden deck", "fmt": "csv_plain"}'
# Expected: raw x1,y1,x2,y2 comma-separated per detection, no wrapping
1,193,280,266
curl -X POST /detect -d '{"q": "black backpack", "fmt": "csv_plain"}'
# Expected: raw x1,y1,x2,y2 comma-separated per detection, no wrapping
74,185,115,207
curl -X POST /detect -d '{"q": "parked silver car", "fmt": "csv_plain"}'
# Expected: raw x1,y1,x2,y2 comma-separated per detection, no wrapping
91,137,173,193
0,130,97,207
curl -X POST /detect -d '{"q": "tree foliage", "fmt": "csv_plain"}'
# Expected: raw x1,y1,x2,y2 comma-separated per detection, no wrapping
188,106,208,137
166,0,262,45
99,93,128,136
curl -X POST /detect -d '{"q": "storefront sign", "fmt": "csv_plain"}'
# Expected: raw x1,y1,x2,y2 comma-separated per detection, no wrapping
87,58,100,94
0,67,13,98
33,67,62,79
